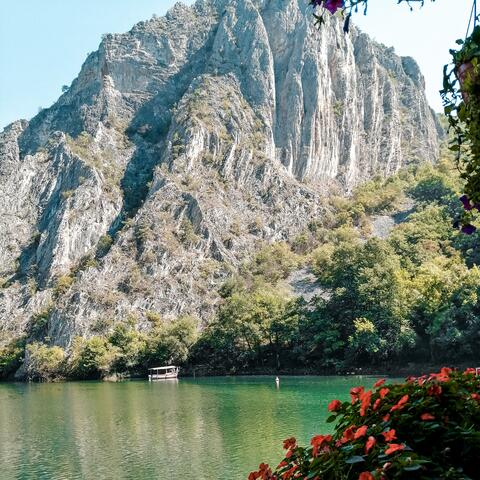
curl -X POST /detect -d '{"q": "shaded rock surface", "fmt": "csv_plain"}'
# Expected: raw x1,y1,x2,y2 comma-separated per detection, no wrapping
0,0,439,348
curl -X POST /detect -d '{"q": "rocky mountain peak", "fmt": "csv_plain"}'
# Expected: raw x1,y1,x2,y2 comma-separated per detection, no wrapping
0,0,439,348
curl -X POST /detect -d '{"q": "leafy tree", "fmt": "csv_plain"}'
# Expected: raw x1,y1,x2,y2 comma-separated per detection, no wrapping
0,338,25,380
68,337,117,379
26,343,65,381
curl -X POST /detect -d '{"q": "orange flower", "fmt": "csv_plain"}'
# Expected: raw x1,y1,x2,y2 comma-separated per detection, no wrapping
427,385,442,396
373,398,381,411
381,429,397,442
420,413,435,421
354,425,368,439
328,399,342,412
281,465,297,479
310,434,332,456
430,367,452,383
365,436,376,454
249,463,273,480
360,390,372,416
390,394,409,412
340,425,356,444
358,472,374,480
350,386,365,404
382,414,390,422
283,437,296,450
385,443,405,455
379,388,390,399
374,378,386,388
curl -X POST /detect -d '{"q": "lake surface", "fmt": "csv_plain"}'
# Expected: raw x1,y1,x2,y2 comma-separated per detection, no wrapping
0,376,384,480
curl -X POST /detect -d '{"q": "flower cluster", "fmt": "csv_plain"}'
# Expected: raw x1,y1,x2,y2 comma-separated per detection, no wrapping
443,26,480,234
309,1,434,32
454,195,480,234
311,0,344,14
248,368,480,479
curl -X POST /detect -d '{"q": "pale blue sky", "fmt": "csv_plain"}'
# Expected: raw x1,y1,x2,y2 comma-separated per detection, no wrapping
0,0,472,130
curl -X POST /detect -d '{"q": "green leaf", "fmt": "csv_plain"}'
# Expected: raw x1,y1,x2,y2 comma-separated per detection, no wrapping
404,465,422,472
326,415,337,423
345,455,365,464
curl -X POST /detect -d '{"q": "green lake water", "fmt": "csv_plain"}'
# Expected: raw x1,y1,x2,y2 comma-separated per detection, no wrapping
0,376,384,480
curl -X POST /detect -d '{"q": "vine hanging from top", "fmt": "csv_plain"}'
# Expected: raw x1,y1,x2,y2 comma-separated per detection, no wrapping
309,0,436,33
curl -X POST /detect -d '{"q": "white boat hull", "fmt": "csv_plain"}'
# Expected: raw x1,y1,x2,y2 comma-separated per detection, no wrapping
149,372,178,381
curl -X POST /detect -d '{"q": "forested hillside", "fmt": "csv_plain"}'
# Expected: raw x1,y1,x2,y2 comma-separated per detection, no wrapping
3,146,479,380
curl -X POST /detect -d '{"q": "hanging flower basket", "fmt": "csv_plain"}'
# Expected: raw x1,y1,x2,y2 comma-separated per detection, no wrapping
442,25,480,233
457,61,474,102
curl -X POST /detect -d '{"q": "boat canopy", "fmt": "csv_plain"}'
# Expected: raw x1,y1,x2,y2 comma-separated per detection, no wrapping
148,366,178,371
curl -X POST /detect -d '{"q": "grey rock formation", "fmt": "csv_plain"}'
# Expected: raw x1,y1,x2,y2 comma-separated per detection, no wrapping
0,0,439,349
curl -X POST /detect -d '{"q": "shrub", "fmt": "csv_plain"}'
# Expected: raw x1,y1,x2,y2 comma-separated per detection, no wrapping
29,304,53,338
109,323,147,372
96,234,113,258
250,368,480,480
68,337,117,379
26,343,65,382
53,275,74,296
0,338,25,379
248,243,299,284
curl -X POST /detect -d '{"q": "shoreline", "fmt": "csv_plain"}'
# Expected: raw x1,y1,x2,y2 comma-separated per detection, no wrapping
2,362,476,383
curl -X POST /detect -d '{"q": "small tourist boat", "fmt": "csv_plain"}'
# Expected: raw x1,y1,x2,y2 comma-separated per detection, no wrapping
148,366,180,381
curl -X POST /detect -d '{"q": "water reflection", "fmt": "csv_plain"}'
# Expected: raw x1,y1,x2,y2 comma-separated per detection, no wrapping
0,376,382,479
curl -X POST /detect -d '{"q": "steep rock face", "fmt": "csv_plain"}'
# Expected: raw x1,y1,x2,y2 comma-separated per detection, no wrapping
0,0,439,348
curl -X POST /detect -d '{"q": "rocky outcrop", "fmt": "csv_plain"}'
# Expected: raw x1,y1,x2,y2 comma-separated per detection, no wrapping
0,0,439,348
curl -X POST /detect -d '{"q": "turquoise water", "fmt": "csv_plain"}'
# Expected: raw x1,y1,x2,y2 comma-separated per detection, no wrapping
0,376,383,480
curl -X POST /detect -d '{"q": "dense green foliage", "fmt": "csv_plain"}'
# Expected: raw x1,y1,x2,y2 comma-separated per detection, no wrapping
2,157,480,380
0,337,25,379
193,158,480,373
251,368,480,479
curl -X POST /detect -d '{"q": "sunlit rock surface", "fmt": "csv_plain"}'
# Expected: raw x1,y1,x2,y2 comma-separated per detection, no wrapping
0,0,439,347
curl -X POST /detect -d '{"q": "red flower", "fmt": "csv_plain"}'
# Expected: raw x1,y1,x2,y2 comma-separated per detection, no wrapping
382,414,391,422
379,388,390,399
311,434,332,456
249,463,273,480
350,386,365,404
421,413,435,421
381,429,397,442
427,385,442,397
430,367,452,383
374,378,386,388
328,399,342,412
390,394,409,412
340,425,356,444
385,443,405,455
281,465,297,479
283,437,296,450
358,472,374,480
365,436,376,454
471,393,480,403
354,425,368,439
359,390,372,417
373,398,381,411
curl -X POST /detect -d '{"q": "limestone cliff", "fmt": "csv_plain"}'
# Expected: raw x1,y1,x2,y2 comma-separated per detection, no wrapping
0,0,439,348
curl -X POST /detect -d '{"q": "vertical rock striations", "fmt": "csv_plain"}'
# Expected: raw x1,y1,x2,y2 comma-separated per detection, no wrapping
0,0,439,347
